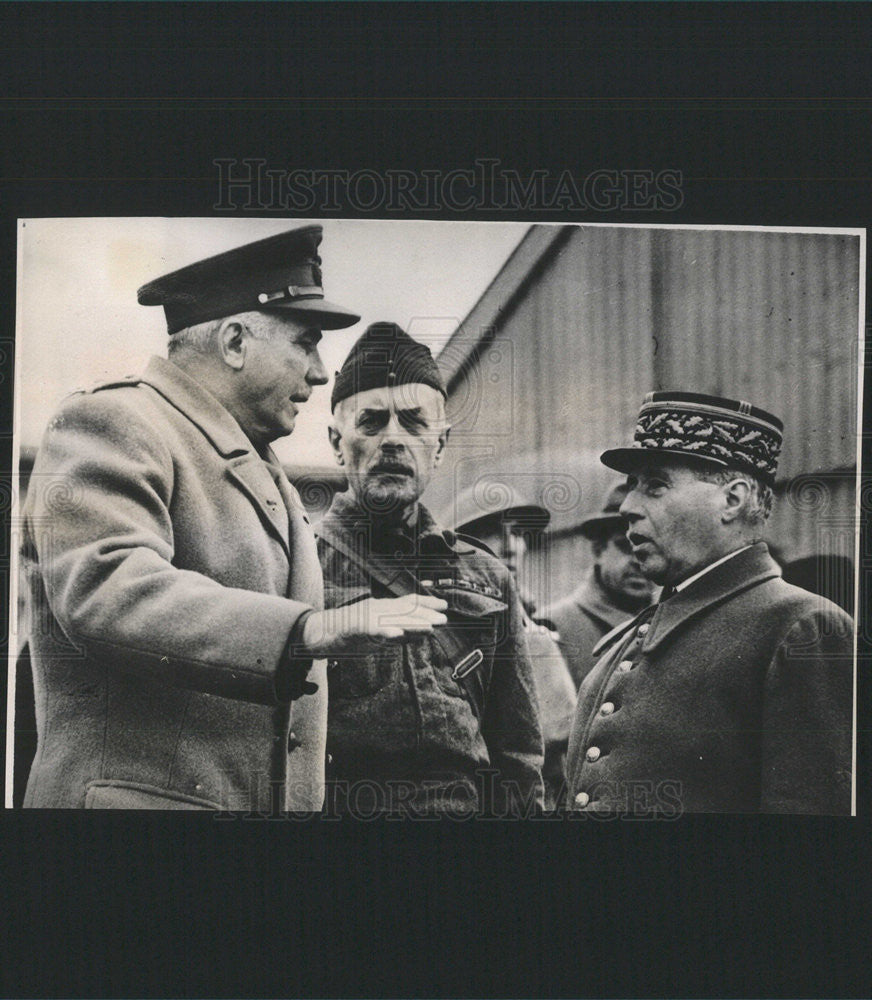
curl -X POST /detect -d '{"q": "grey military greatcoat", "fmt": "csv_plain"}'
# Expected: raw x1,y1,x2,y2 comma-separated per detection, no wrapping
22,356,326,810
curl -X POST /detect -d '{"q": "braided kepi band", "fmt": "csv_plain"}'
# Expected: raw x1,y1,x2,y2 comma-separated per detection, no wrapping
601,390,783,486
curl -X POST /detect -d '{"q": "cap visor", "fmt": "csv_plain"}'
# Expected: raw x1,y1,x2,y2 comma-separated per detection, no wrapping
268,298,361,331
578,513,626,539
458,504,550,536
600,447,729,475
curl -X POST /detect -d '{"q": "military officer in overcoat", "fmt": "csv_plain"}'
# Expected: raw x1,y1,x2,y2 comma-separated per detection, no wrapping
318,322,544,816
21,226,447,810
566,391,854,815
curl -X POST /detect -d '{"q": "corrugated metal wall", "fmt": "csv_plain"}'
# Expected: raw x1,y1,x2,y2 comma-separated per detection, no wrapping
431,225,861,609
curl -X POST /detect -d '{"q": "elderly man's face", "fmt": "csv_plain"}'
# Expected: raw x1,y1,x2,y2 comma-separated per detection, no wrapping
596,529,656,604
233,313,328,444
330,383,448,514
619,459,725,587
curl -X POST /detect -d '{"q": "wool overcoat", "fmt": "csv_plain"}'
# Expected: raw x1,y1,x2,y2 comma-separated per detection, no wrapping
565,543,853,815
22,356,326,810
543,571,636,690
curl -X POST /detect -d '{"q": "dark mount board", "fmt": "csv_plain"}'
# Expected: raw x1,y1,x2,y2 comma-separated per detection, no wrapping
0,3,870,998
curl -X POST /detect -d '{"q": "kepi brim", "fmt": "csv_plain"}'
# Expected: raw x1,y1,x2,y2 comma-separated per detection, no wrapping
600,446,730,476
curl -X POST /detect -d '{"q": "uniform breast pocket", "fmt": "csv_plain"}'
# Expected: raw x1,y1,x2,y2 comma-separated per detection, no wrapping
431,587,507,699
324,586,398,699
328,646,399,700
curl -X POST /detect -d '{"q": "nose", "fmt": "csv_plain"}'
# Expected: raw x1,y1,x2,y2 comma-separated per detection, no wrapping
380,411,407,446
307,347,329,386
619,482,642,523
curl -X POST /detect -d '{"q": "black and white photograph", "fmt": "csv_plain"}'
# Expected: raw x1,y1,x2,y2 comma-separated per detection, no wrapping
8,217,861,818
3,4,872,997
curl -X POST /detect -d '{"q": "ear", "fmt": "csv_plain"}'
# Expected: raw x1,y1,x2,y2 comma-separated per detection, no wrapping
218,319,247,371
722,477,752,524
328,424,344,466
432,424,451,468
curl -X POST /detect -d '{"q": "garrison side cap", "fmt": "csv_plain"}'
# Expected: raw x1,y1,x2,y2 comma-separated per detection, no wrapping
137,224,360,334
331,321,446,411
600,389,784,486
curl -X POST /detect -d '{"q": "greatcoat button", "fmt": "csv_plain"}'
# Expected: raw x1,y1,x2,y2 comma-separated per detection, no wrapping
637,622,650,637
287,730,302,752
618,660,633,672
600,702,615,715
586,746,601,762
574,791,590,807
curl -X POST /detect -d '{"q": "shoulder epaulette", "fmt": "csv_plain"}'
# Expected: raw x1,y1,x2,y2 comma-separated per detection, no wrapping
453,531,499,559
82,374,143,394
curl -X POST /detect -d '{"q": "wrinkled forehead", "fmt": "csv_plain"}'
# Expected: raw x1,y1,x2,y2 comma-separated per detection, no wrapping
338,382,445,416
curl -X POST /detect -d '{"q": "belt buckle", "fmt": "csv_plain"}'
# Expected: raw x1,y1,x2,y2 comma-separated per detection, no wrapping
452,648,484,680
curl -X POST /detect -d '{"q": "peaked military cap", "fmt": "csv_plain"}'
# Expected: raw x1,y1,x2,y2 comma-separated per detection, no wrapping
331,321,446,411
137,225,360,334
601,390,784,486
578,482,631,539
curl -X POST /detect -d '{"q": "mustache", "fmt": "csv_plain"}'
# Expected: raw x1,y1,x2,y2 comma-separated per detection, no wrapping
371,461,415,476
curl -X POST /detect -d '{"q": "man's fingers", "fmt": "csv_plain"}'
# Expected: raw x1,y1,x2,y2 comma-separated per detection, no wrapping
415,595,448,611
376,604,448,630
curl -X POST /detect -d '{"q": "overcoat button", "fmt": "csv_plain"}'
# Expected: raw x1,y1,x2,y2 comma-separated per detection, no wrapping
287,730,302,752
637,623,650,637
618,660,633,672
574,791,590,807
600,702,615,716
586,746,601,762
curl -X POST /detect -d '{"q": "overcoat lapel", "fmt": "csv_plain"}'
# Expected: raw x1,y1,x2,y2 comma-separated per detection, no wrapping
270,459,323,609
141,356,293,559
225,456,291,557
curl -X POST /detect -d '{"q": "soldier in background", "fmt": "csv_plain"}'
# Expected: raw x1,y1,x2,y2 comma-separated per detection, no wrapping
542,483,656,689
447,485,577,811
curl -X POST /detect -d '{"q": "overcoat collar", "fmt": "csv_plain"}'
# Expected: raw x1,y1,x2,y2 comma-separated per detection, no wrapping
141,355,253,458
591,542,781,658
141,355,292,556
572,571,638,631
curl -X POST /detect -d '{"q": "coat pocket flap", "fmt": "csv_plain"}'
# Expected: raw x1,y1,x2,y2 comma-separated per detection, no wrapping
84,780,220,810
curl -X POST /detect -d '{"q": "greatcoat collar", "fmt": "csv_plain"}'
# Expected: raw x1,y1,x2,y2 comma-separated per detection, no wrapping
141,355,296,558
571,571,639,632
591,542,781,658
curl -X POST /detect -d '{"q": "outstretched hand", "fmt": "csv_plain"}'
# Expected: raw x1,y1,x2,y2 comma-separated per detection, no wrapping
301,594,448,657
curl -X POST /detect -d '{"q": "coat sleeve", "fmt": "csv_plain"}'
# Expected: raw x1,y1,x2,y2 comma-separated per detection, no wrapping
760,606,854,815
26,390,315,705
480,571,545,815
